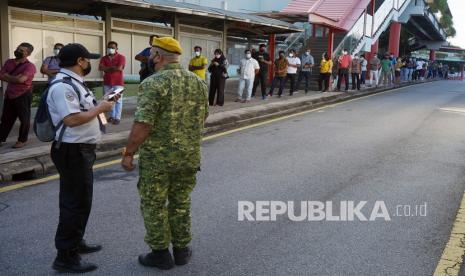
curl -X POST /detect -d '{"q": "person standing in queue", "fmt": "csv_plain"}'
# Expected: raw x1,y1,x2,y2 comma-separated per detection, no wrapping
188,46,209,81
48,43,116,273
122,37,208,271
208,49,229,106
252,44,271,100
41,43,64,84
135,35,158,82
0,42,37,148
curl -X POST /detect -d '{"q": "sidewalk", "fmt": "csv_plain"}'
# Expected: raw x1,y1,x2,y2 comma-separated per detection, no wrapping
0,78,436,182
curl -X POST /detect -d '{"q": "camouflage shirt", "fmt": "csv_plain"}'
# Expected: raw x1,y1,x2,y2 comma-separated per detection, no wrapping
135,63,209,171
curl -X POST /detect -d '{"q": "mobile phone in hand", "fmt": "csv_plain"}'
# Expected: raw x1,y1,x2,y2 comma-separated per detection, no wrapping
105,87,124,101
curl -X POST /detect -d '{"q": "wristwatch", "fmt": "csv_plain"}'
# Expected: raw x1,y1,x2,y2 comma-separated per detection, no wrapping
122,147,135,157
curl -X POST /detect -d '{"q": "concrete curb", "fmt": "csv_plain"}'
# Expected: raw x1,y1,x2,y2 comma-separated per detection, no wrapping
0,81,436,183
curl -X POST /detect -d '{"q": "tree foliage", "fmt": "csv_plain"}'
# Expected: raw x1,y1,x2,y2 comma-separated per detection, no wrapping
428,0,455,37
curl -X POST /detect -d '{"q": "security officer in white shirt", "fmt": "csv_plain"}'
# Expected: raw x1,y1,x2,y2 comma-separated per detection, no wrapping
47,43,115,273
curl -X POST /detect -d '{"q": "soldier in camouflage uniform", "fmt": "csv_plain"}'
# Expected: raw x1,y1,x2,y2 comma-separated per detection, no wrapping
121,37,208,270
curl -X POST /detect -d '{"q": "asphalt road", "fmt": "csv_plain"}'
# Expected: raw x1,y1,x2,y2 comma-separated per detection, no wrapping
1,81,465,275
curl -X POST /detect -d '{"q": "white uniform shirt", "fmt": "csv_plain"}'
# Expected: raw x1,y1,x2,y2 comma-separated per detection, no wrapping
47,69,101,144
286,56,301,74
239,58,260,80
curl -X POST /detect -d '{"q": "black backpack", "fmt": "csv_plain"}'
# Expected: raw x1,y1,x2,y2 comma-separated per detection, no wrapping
33,77,80,147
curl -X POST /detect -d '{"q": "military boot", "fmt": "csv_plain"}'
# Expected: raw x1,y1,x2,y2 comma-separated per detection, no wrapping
173,247,192,265
52,249,97,273
138,249,174,270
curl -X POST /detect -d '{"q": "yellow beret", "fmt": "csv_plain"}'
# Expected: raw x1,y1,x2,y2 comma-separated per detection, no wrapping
152,37,183,55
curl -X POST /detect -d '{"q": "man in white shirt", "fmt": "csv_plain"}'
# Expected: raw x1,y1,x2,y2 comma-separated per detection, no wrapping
282,49,301,97
236,49,259,103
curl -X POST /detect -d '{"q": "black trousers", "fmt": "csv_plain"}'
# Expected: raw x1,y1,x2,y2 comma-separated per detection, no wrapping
51,142,96,251
351,73,360,90
296,71,311,92
209,76,225,106
284,73,297,95
337,68,349,90
269,76,285,96
0,92,32,143
252,73,267,97
318,73,331,91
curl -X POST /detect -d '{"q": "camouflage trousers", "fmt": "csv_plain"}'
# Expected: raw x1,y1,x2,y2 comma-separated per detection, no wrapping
137,168,197,250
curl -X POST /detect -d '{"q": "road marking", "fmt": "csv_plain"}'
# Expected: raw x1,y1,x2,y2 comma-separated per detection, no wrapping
440,107,465,115
434,190,465,276
0,85,412,194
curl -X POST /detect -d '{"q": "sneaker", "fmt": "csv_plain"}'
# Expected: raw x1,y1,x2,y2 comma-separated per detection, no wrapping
262,95,267,100
108,117,114,123
112,119,120,125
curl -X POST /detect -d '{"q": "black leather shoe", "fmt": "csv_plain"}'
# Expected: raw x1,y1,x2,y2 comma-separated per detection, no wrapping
138,249,174,270
173,247,192,266
77,240,102,254
52,250,97,273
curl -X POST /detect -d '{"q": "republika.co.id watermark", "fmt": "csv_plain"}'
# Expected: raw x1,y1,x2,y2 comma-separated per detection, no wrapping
238,201,427,222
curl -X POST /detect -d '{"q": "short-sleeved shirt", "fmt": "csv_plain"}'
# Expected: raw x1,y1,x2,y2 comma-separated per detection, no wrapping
338,55,351,69
138,47,151,68
381,59,392,72
0,59,36,99
286,57,301,74
252,51,271,75
100,53,126,86
360,58,368,71
320,59,333,73
300,54,314,72
274,58,288,77
47,69,101,144
239,58,260,80
189,55,208,80
42,56,61,83
135,63,208,171
369,57,381,71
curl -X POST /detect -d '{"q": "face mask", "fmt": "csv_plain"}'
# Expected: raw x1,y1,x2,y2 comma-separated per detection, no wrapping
53,49,61,56
306,51,310,56
343,51,348,55
195,51,201,57
246,53,251,59
14,50,24,59
289,53,294,58
82,63,91,76
215,54,221,59
354,56,359,59
107,48,116,55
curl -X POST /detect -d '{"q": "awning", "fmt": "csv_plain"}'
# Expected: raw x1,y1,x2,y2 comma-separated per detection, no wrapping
8,0,303,36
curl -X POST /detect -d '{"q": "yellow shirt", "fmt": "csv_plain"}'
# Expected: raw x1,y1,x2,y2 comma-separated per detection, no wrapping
189,56,208,80
320,59,333,73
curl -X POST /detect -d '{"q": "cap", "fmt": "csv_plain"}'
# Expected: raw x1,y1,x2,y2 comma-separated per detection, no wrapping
152,37,183,55
58,43,101,63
